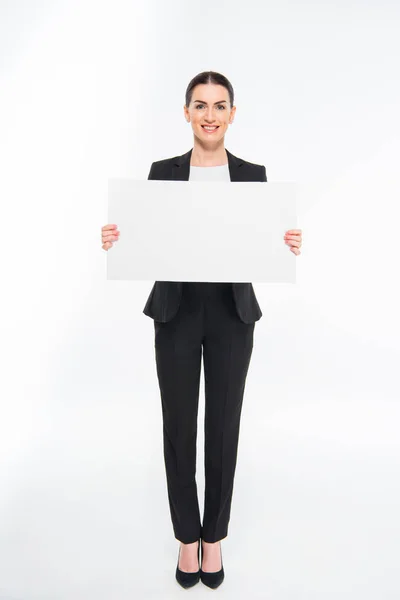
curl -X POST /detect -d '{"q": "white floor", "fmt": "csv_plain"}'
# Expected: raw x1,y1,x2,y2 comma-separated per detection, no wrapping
1,374,399,600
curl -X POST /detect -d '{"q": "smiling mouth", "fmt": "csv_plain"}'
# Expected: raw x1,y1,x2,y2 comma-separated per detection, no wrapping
201,125,219,133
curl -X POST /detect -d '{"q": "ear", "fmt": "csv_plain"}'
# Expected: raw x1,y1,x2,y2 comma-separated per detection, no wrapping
183,105,190,123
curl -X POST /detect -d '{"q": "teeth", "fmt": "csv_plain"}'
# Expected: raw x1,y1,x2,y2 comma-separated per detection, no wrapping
203,126,217,130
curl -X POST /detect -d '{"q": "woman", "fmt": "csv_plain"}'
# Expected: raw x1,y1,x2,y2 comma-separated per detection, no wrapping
101,71,302,589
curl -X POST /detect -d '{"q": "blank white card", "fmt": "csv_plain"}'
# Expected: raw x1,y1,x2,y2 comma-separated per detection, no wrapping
107,179,297,283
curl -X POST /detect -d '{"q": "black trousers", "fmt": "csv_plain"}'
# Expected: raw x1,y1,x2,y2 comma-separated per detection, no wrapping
153,282,255,544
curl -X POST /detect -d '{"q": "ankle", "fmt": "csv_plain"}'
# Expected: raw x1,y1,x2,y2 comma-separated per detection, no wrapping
202,540,220,547
180,540,199,548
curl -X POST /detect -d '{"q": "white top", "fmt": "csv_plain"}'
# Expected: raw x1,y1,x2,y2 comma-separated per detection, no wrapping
189,163,231,182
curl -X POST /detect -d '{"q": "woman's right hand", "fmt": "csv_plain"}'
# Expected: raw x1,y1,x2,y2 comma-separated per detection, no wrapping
101,223,120,251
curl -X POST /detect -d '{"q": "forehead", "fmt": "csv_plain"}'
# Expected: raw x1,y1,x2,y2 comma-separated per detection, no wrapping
191,83,229,101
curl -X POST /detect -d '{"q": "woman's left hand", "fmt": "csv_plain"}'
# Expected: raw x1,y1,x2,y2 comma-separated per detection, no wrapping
284,229,302,255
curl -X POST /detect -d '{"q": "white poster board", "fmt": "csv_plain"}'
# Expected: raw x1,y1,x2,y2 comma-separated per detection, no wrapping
107,180,297,283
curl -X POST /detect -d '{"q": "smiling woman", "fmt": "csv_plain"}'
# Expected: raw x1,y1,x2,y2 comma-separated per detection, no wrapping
141,71,269,590
100,69,301,591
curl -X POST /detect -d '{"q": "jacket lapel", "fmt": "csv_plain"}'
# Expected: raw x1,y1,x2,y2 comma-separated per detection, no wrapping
171,148,244,181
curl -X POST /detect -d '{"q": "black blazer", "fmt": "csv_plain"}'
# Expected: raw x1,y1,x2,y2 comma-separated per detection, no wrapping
142,147,267,324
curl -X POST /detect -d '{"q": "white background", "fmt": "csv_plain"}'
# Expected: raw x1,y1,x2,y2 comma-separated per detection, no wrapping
1,1,399,599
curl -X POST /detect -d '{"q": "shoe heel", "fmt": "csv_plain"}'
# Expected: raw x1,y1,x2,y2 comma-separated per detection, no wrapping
175,541,200,589
199,540,225,589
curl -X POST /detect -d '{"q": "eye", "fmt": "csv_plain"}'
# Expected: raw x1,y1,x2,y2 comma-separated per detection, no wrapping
194,104,226,110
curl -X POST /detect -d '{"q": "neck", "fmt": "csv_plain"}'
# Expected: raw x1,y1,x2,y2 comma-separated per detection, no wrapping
190,139,228,166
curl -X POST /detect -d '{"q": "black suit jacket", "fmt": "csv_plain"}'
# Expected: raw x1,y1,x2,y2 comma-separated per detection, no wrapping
142,147,267,324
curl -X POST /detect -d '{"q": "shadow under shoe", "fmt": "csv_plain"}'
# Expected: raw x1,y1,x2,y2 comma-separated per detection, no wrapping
175,541,200,589
200,540,225,589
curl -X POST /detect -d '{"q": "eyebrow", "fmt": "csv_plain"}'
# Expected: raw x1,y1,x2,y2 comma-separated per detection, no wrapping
193,100,227,104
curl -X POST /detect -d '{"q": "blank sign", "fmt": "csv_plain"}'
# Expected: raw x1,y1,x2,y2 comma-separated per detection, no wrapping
107,179,297,283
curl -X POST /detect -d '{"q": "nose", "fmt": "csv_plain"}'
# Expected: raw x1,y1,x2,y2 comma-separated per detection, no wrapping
205,106,217,121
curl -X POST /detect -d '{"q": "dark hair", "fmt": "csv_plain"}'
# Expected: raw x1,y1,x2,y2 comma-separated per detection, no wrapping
185,71,234,108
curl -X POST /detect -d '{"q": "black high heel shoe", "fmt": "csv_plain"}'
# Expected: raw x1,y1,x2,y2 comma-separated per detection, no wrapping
199,539,225,589
175,540,200,588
